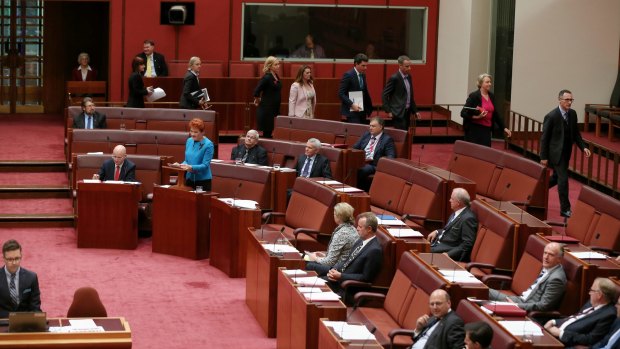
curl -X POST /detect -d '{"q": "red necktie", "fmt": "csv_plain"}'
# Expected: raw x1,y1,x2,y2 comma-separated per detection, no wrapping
114,165,120,181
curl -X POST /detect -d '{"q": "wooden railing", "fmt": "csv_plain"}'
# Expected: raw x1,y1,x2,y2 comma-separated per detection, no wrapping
508,110,619,198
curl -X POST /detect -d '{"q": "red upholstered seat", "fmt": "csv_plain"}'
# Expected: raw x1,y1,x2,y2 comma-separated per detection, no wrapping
67,287,108,318
456,300,517,349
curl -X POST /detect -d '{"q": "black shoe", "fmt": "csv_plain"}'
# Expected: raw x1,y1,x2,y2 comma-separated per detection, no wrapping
560,210,572,218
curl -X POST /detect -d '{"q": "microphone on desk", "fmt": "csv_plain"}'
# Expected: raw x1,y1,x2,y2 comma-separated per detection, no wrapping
448,156,458,181
120,110,124,130
519,195,532,224
271,226,287,256
272,147,276,167
344,128,348,145
155,135,159,156
497,183,512,212
342,168,353,192
359,326,377,349
232,182,243,207
259,210,273,242
106,136,111,154
418,144,425,166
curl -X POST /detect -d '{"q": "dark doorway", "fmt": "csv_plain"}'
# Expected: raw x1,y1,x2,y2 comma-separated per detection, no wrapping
44,1,109,114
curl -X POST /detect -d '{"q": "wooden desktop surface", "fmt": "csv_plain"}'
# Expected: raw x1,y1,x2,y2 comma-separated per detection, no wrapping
318,319,382,349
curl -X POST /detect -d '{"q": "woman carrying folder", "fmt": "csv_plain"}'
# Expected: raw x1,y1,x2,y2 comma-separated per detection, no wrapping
180,56,207,109
126,56,153,108
253,56,282,138
460,73,511,147
173,118,214,190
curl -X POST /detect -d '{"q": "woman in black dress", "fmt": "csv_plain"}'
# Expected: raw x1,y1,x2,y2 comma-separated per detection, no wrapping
253,56,282,138
126,56,153,108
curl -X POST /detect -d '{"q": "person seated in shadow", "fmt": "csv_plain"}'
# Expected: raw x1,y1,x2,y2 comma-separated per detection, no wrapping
464,322,493,349
73,97,107,129
295,138,332,179
230,129,268,165
267,35,289,58
244,33,260,58
72,52,98,81
291,34,325,59
93,145,136,182
305,203,358,275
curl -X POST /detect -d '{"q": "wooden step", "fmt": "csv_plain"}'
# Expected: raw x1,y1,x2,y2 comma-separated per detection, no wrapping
0,185,71,199
0,160,66,173
0,214,74,228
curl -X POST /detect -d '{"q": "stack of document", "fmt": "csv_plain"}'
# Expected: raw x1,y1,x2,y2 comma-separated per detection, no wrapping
283,269,307,276
569,251,608,260
262,244,299,254
297,287,323,293
439,270,483,284
218,198,258,209
49,319,105,333
303,291,341,301
324,321,376,340
317,180,342,185
387,227,423,238
334,187,363,193
292,276,326,286
498,320,543,336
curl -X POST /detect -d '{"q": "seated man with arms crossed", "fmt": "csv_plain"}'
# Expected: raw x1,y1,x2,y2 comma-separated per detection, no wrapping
0,239,42,318
408,289,464,349
93,145,136,182
427,188,478,262
544,277,617,347
230,129,268,165
489,241,567,313
353,117,395,191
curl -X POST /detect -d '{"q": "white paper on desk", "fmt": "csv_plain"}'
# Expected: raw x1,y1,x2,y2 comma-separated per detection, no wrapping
569,251,609,260
159,185,171,188
103,180,124,184
349,91,364,111
387,228,423,238
283,269,307,276
86,152,104,155
498,320,544,336
146,87,166,102
317,180,342,185
244,163,259,167
262,244,299,254
124,181,141,185
258,166,273,169
211,159,224,163
378,218,407,226
297,287,323,293
334,187,364,193
293,276,326,286
439,270,483,284
219,198,258,209
324,321,376,340
82,179,100,183
69,319,97,329
304,291,341,301
279,168,296,172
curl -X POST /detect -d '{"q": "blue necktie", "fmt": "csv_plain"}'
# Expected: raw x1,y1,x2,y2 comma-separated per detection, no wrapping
358,74,364,89
301,157,312,177
87,116,92,129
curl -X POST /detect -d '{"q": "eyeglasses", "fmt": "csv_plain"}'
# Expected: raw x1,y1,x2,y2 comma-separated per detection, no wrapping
561,98,575,102
4,257,21,263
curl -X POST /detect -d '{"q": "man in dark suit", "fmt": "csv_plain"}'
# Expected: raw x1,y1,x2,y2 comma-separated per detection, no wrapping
382,55,420,131
544,277,617,347
427,188,478,262
230,129,268,165
179,57,206,109
353,117,396,191
137,39,168,77
72,97,107,129
410,289,464,349
593,305,620,349
540,89,591,218
295,138,332,179
326,212,382,300
94,145,136,182
0,239,41,318
338,53,373,124
464,322,493,349
489,242,567,312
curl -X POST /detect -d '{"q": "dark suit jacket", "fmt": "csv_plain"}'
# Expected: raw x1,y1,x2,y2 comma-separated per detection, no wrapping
126,72,148,108
137,52,168,77
295,154,332,179
332,237,382,284
540,107,587,165
431,207,478,262
555,301,617,347
253,72,282,108
0,266,42,318
382,71,417,119
460,90,505,131
230,144,268,166
413,311,465,349
338,68,373,119
98,159,136,182
72,67,98,81
593,318,620,349
353,132,396,166
179,70,202,109
72,111,107,129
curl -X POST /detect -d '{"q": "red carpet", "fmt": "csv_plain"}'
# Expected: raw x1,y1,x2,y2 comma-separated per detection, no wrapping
0,115,65,161
0,173,69,186
0,198,73,215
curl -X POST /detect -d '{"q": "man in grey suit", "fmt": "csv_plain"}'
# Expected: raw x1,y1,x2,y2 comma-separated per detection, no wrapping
382,55,420,131
427,188,478,262
72,97,107,129
489,242,567,312
0,239,42,318
540,89,591,218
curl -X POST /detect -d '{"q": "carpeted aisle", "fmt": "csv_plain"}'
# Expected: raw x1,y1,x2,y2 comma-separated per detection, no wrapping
0,228,276,349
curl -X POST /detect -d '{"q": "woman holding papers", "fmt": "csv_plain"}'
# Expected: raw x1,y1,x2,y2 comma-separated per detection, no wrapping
173,118,214,190
305,202,358,275
179,56,207,109
460,73,511,146
288,65,316,118
126,56,153,108
253,56,282,138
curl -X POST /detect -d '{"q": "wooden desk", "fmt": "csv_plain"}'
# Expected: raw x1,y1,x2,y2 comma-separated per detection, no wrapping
274,168,297,213
0,317,131,348
209,197,261,277
378,225,430,268
245,227,304,338
76,182,141,249
152,186,217,259
277,269,347,349
416,253,489,304
318,319,382,349
456,300,563,349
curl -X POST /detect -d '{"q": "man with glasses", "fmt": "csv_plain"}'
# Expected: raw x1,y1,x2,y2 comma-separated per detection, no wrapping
72,97,107,130
544,277,617,347
93,145,136,182
230,129,268,165
0,239,41,318
540,89,591,218
382,55,420,131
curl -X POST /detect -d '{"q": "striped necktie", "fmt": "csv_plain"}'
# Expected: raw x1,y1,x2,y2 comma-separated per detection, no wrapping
9,273,19,306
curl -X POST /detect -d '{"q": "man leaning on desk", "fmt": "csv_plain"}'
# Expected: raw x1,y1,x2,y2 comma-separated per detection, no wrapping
0,239,42,318
93,145,136,182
